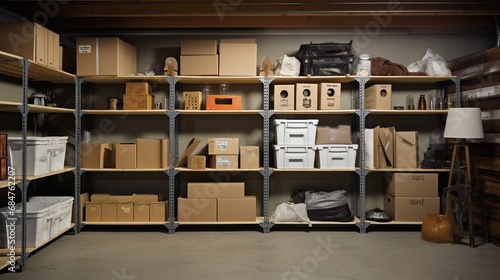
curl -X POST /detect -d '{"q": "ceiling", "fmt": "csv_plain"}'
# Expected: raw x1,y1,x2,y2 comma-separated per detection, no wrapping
1,0,500,34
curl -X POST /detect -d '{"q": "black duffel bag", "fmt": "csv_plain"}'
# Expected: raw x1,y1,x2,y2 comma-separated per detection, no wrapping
291,190,353,222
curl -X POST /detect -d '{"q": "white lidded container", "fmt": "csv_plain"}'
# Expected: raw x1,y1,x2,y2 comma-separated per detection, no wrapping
45,136,68,172
8,136,52,175
29,196,74,237
274,145,316,169
316,144,358,169
274,119,319,145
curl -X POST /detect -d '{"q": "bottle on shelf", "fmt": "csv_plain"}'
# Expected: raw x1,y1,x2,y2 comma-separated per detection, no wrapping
418,94,427,110
406,93,415,110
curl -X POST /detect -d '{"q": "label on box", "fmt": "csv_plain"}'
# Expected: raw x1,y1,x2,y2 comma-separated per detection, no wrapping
217,157,230,166
79,45,91,53
216,140,229,150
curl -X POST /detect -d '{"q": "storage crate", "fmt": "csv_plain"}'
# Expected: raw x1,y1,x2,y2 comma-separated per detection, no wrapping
274,119,318,145
8,137,52,175
274,145,316,169
316,144,358,169
46,136,68,172
29,196,74,236
298,41,354,76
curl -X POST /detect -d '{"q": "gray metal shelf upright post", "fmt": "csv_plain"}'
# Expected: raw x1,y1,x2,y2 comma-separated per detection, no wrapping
74,77,84,233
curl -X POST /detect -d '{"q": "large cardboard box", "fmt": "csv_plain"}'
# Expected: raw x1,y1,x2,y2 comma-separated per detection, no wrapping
274,85,295,110
218,196,256,222
137,138,169,168
296,83,318,110
208,138,239,155
76,37,137,76
150,201,168,222
365,84,392,110
102,202,117,222
115,144,136,169
316,125,352,144
177,198,217,222
187,155,206,169
181,39,217,55
81,143,115,169
209,155,239,169
385,173,438,197
319,83,341,110
395,131,418,168
117,202,134,222
134,202,150,222
384,193,440,222
85,202,102,222
219,39,257,76
123,94,154,110
376,127,395,169
240,146,259,169
180,55,219,75
187,182,245,199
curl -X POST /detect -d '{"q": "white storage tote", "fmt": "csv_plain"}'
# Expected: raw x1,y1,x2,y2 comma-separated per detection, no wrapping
8,136,52,175
274,119,318,145
316,144,358,169
46,136,68,172
29,196,74,237
274,145,316,169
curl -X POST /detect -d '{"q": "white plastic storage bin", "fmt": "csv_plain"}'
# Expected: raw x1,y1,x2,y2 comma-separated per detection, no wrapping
46,136,68,172
29,196,74,237
274,145,316,169
316,144,358,169
8,136,52,175
274,119,318,145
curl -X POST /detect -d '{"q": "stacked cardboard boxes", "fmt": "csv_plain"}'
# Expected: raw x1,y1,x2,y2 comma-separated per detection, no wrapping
274,83,342,111
384,173,440,222
85,194,167,222
0,134,7,180
178,182,256,222
123,82,154,110
208,138,239,169
180,39,218,75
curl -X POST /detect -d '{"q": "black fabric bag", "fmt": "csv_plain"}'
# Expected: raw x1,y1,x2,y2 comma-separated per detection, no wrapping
291,190,353,222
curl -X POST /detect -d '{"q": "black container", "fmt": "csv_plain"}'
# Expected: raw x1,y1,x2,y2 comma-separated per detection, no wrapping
298,41,354,76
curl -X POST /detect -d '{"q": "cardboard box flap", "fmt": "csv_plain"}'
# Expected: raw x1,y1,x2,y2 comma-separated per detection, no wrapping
397,132,417,146
378,127,395,168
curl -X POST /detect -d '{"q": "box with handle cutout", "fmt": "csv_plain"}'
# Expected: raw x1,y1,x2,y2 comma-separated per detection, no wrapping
206,95,242,110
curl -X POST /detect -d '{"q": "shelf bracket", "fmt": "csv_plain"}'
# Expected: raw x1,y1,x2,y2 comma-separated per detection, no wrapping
165,222,179,234
164,169,179,177
166,111,179,119
356,221,371,234
259,221,275,233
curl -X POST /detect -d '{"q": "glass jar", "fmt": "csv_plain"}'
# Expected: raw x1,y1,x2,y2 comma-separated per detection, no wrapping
356,54,371,76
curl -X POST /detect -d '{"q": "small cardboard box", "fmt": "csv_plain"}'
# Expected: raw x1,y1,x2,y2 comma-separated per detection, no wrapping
150,201,168,222
76,37,137,76
218,196,256,222
208,138,239,155
134,202,150,222
240,146,260,169
123,94,154,110
274,85,295,110
209,155,239,169
319,83,341,110
384,193,440,222
219,39,257,76
316,125,352,144
187,182,245,199
365,84,392,110
206,95,242,110
115,144,136,169
395,131,418,168
137,138,169,169
187,155,206,169
180,55,219,75
81,143,115,169
183,91,203,110
296,83,318,110
85,202,102,222
181,39,217,55
117,202,134,222
177,198,217,222
385,173,438,197
101,202,117,222
126,82,151,96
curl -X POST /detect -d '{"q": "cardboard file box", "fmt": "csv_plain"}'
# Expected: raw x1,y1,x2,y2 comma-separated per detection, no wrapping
296,83,318,110
209,155,239,169
274,85,295,110
115,144,136,169
240,146,260,169
208,138,239,155
365,84,392,110
319,83,341,110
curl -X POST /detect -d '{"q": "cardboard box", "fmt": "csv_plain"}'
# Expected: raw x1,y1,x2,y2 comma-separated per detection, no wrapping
316,125,352,144
208,138,239,155
0,23,51,66
240,146,259,169
137,138,161,168
296,83,318,110
206,95,242,110
126,82,151,95
177,198,217,222
117,202,134,222
109,195,134,203
81,143,115,169
132,194,159,202
384,193,440,222
102,202,117,222
76,37,137,76
376,127,395,169
181,39,217,55
365,84,392,110
187,182,245,199
187,155,206,169
85,202,102,222
218,196,256,222
183,91,203,110
91,193,111,202
161,138,169,169
180,55,219,75
319,83,342,110
210,155,239,169
150,201,168,222
76,192,90,223
274,85,295,110
385,173,438,197
115,144,136,169
219,40,257,76
123,94,154,110
395,131,418,168
134,202,150,222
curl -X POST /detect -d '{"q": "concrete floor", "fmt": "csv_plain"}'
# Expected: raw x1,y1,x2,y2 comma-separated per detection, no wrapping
1,227,499,280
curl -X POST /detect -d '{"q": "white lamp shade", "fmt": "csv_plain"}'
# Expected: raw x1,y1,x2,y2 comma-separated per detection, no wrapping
444,107,484,139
